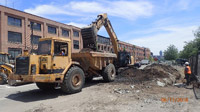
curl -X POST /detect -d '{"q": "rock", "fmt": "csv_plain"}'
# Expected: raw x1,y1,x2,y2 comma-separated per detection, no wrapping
130,85,135,89
136,90,140,93
114,88,130,94
157,81,165,87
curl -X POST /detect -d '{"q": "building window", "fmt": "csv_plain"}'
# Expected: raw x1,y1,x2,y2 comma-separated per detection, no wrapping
73,40,79,49
8,31,22,43
104,46,107,51
30,21,41,31
8,16,22,27
48,26,56,34
98,45,100,50
8,48,22,60
62,29,69,37
73,31,79,37
31,35,41,44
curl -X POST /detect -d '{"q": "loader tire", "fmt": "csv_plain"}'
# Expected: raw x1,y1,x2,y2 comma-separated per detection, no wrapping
61,66,85,94
36,82,56,90
102,64,116,82
0,73,7,85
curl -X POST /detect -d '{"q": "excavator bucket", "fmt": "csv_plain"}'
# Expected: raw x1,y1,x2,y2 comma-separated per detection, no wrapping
81,25,97,50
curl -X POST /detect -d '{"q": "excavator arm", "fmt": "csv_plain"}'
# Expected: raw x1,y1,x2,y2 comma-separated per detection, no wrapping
81,13,134,67
81,13,119,55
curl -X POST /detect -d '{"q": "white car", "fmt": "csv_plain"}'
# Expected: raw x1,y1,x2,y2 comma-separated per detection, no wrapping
140,59,149,65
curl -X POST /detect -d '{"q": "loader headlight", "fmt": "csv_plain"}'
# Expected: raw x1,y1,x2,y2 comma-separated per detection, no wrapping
31,64,36,75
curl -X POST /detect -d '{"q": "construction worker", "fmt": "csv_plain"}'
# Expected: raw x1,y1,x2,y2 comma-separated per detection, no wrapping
184,62,191,86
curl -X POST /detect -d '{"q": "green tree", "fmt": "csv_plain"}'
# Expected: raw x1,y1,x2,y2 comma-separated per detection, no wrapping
179,27,200,59
164,45,179,60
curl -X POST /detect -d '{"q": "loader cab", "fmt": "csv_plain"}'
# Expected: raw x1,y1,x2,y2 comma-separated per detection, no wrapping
0,53,10,64
37,37,71,74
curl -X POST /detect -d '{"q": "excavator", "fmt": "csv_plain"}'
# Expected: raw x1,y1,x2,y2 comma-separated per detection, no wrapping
81,13,134,67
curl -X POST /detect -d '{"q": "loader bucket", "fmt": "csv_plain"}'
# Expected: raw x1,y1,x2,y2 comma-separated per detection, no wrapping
81,25,97,50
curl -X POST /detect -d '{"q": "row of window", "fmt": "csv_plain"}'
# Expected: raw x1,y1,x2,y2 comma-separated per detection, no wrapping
97,36,110,45
97,45,113,53
134,48,144,52
7,31,79,50
7,16,79,37
8,31,41,44
118,44,133,51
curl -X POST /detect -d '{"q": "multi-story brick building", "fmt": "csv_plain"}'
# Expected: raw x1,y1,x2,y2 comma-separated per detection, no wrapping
0,5,82,60
97,35,113,53
133,45,151,62
96,36,134,57
133,45,144,62
144,47,151,59
118,40,134,56
97,35,151,62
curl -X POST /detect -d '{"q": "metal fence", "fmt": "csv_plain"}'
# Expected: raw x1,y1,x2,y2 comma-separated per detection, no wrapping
189,51,200,82
189,52,200,99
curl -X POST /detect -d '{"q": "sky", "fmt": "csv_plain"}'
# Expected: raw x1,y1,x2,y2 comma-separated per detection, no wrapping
1,0,200,55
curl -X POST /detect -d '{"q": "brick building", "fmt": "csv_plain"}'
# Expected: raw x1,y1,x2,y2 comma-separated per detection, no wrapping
96,36,134,57
118,40,134,56
97,35,113,53
0,5,82,60
144,47,151,59
97,35,151,62
133,45,151,62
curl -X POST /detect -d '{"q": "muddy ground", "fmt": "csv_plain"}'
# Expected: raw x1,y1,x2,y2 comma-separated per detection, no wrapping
1,64,200,112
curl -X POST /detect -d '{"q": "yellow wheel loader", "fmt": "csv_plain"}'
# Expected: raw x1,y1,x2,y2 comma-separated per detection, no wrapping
9,37,117,94
0,52,14,84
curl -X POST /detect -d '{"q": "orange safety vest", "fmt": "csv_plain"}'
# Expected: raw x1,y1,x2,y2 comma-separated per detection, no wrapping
185,66,191,74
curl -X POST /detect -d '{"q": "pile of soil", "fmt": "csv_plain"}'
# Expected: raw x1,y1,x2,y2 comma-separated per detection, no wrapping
115,64,181,85
145,64,181,79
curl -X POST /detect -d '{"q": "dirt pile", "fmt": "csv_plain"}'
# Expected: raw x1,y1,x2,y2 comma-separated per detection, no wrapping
145,64,181,79
115,64,181,86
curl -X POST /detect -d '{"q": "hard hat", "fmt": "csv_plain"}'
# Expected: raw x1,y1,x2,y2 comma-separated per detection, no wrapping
185,62,189,65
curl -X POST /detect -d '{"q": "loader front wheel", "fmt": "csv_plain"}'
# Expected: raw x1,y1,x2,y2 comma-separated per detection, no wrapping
36,82,56,90
61,66,85,94
0,73,7,85
103,64,116,82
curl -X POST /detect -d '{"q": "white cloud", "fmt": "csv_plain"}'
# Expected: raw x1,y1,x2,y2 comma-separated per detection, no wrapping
128,25,198,55
177,0,191,10
24,1,153,20
0,1,5,5
67,22,88,28
24,5,80,16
